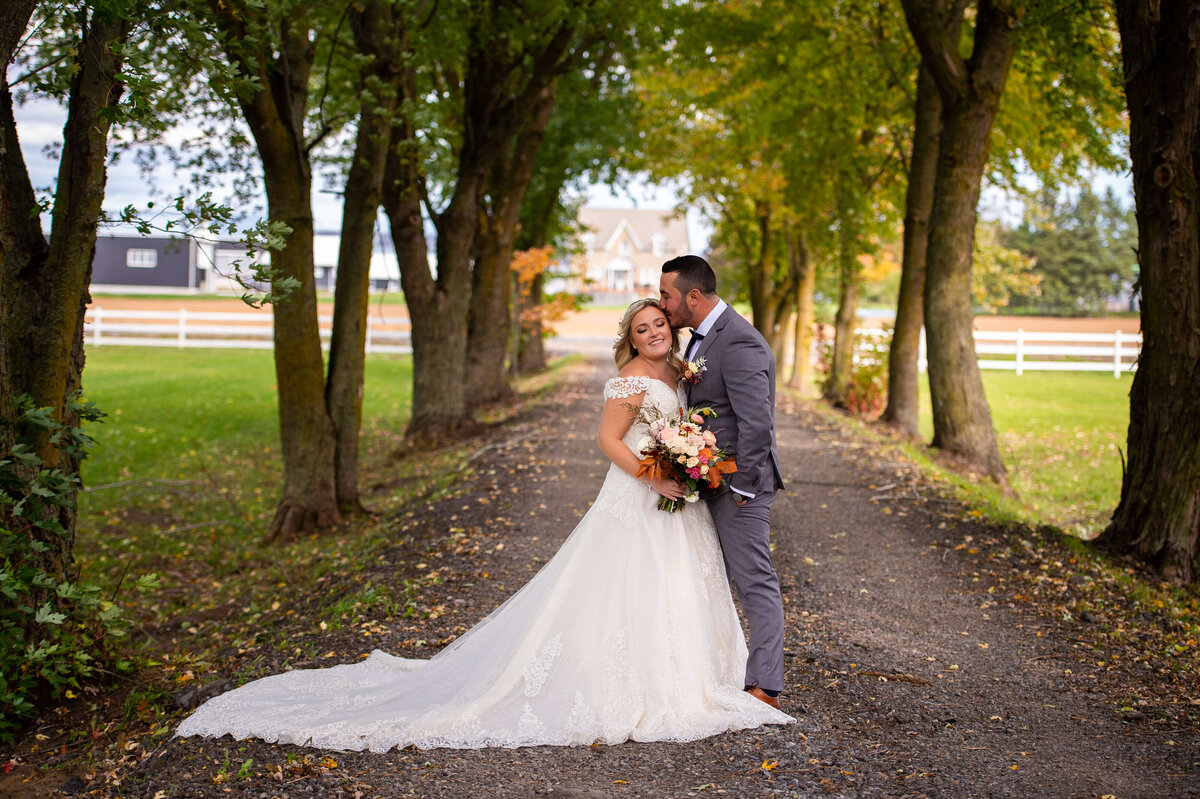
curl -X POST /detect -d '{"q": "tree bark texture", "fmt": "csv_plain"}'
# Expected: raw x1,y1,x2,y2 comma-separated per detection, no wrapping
214,6,340,538
464,85,563,405
517,270,548,375
1100,0,1200,584
381,59,477,443
882,62,940,437
824,215,861,407
0,8,129,581
384,6,580,439
901,0,1013,483
512,187,564,376
787,231,817,396
326,0,403,512
746,203,782,349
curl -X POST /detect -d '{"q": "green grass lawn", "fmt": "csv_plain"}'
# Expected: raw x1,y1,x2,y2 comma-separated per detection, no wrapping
74,349,1132,626
76,347,416,609
917,370,1132,536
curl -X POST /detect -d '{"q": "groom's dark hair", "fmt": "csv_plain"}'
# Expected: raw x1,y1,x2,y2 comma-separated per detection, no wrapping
661,254,717,297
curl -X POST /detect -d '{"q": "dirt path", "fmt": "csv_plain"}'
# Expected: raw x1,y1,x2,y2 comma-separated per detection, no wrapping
36,358,1196,798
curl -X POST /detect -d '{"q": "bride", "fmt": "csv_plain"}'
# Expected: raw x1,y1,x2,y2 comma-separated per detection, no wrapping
176,299,793,751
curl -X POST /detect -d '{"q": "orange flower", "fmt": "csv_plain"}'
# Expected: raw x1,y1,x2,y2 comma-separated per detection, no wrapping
706,458,737,489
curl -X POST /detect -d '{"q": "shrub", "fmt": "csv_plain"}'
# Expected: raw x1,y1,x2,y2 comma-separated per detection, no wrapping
0,394,154,742
817,327,891,418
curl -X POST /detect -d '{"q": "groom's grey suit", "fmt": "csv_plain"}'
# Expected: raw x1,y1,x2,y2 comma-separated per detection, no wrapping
686,304,786,693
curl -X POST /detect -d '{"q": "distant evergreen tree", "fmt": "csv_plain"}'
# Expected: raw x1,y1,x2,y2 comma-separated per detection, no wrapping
1006,186,1137,314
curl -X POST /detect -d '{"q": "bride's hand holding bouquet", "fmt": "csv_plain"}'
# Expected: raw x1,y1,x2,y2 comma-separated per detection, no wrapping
635,405,737,512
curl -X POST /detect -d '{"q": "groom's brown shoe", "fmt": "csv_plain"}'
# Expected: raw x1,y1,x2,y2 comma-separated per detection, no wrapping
745,687,781,710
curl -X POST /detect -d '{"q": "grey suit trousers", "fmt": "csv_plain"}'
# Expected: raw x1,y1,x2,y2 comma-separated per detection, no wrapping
706,487,785,692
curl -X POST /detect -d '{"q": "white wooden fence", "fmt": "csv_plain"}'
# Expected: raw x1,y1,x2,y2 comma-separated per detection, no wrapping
84,308,411,354
855,327,1140,378
970,329,1140,377
85,309,1139,376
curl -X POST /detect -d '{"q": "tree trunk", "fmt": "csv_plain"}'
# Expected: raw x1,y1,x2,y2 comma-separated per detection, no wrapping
0,8,129,582
466,85,557,406
465,222,519,406
381,59,478,444
901,0,1013,484
746,203,781,348
215,6,340,539
383,184,475,444
922,96,1007,481
326,0,402,512
787,231,816,396
517,270,548,375
825,207,860,407
1099,0,1200,584
882,61,940,438
513,191,560,377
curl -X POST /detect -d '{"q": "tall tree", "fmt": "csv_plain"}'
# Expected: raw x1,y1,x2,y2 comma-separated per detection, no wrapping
386,0,624,438
465,81,558,406
511,50,636,374
464,8,629,406
1100,0,1200,585
1,0,132,584
325,0,405,512
205,0,341,537
785,228,817,395
899,0,1018,483
1005,186,1136,314
882,63,941,437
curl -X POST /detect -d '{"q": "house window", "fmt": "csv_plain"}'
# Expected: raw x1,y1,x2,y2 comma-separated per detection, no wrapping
618,239,631,256
126,248,158,268
651,235,665,256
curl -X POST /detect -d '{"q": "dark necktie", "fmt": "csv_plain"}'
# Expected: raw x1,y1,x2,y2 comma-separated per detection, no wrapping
687,330,704,360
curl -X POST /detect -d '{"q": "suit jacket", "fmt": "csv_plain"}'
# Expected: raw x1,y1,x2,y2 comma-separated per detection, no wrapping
685,305,785,496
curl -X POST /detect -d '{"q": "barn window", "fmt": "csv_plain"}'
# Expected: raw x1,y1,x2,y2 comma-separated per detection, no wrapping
126,248,158,268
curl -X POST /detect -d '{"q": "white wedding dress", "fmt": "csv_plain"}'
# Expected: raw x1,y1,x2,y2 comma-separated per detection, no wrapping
176,376,793,751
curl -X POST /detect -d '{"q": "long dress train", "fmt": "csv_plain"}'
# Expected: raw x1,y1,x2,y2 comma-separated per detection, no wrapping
175,376,793,751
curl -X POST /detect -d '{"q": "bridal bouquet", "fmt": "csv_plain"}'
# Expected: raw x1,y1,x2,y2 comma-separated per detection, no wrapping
634,405,737,512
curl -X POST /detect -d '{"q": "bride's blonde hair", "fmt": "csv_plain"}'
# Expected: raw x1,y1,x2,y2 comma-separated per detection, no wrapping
613,298,681,371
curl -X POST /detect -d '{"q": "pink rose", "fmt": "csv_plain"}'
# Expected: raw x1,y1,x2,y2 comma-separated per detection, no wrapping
690,413,703,424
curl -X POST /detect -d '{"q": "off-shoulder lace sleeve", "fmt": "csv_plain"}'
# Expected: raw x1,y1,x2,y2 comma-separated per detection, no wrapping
603,375,651,400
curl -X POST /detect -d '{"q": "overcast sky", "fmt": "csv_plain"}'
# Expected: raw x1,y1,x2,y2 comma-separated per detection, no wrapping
13,91,1127,257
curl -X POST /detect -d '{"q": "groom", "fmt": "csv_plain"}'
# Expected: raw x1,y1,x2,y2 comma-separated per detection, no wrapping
659,255,786,710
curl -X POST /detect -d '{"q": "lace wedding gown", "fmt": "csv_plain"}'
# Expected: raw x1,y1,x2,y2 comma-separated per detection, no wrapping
176,376,793,751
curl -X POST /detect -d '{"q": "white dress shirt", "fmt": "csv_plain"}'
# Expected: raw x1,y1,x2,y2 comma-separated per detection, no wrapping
685,299,727,361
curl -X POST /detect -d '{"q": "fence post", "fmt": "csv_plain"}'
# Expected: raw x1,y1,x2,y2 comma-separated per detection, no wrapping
1016,328,1024,376
93,308,102,346
918,327,927,373
1114,329,1122,378
365,316,374,354
178,308,187,348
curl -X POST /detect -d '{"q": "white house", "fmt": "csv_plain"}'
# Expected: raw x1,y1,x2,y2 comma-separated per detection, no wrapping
549,207,692,302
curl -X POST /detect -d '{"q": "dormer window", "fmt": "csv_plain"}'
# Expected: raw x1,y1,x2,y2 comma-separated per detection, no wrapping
651,234,665,256
619,239,631,256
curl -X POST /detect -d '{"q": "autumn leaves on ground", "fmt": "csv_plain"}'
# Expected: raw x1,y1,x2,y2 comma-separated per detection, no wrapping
1,357,1196,799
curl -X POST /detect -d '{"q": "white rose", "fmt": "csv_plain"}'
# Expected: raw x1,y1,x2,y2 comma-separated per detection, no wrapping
686,457,699,468
637,436,652,453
